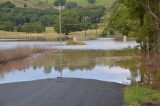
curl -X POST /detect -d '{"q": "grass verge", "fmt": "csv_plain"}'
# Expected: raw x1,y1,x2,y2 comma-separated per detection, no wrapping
124,86,160,106
0,46,48,63
66,41,85,45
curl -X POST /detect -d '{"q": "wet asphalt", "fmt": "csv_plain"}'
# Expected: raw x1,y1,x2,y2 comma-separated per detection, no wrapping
0,78,125,106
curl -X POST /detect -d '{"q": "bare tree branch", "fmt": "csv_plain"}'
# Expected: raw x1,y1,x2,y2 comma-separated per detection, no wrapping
134,0,160,21
145,1,160,21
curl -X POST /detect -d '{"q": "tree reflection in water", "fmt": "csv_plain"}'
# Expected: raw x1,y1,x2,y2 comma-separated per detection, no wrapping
140,53,160,90
0,50,159,90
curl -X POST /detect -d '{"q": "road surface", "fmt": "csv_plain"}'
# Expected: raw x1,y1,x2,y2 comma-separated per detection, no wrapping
0,78,125,106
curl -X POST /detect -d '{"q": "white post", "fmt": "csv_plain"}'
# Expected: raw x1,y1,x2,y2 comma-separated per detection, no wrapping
73,36,77,42
123,36,127,42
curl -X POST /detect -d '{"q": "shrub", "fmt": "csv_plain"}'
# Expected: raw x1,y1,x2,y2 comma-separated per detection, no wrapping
66,41,85,45
101,28,115,37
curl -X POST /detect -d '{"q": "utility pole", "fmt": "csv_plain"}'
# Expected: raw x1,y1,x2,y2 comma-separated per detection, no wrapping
84,16,87,38
54,3,65,79
96,18,99,38
59,3,62,47
55,3,63,79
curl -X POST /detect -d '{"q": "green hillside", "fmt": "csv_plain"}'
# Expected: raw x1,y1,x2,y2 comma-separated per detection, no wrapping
0,0,115,8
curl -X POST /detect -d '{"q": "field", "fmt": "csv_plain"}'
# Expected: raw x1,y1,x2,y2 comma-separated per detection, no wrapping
0,0,115,8
0,30,59,41
0,29,102,41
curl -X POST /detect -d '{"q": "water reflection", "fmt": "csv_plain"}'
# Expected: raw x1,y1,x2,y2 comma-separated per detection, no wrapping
0,38,138,50
139,54,160,90
0,50,159,89
0,50,139,85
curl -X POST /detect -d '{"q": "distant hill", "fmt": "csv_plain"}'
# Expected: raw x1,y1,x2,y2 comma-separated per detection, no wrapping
0,0,115,9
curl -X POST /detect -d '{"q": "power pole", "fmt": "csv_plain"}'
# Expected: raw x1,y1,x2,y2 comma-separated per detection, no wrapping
84,16,87,38
59,3,62,47
58,3,63,79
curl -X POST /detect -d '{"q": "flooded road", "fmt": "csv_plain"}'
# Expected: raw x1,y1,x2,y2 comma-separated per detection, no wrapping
0,39,159,90
0,50,139,85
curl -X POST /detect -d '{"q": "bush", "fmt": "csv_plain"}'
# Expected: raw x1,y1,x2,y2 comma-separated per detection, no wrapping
66,41,85,45
101,28,115,37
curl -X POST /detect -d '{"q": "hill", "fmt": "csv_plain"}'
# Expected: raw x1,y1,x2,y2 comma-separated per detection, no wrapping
0,0,115,9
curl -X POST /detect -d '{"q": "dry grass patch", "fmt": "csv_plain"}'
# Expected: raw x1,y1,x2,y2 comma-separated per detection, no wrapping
0,46,48,63
0,30,59,41
66,41,85,45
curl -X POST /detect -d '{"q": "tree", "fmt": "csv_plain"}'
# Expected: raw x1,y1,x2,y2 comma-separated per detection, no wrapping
87,0,96,4
55,10,80,35
0,1,105,35
0,1,15,8
24,3,27,8
82,16,92,37
54,0,66,6
109,3,135,36
1,21,15,31
122,0,160,52
101,28,115,37
21,23,45,33
109,0,160,52
66,2,78,9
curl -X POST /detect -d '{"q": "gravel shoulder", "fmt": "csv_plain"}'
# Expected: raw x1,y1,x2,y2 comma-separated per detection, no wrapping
0,78,125,106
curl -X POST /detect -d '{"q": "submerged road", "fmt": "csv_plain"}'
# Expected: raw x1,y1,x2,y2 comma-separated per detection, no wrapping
0,78,125,106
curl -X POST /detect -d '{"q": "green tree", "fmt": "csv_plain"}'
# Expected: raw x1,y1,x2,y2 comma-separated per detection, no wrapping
87,0,96,4
21,23,45,33
82,16,92,37
55,10,80,35
1,21,15,31
109,0,160,52
121,0,160,52
66,2,78,9
54,0,66,6
109,3,135,36
0,1,15,8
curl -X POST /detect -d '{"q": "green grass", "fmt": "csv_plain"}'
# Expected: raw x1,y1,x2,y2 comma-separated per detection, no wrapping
66,41,85,45
124,86,160,106
0,0,115,8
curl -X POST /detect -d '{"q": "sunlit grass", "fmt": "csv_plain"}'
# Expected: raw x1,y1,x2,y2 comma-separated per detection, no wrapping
0,30,59,41
0,29,102,41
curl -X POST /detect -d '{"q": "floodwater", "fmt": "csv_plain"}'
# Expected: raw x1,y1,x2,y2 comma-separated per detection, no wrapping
0,50,139,85
0,38,138,50
0,39,159,89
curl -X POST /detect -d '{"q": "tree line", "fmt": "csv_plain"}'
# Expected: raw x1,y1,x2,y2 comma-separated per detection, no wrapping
0,1,104,34
108,0,160,53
